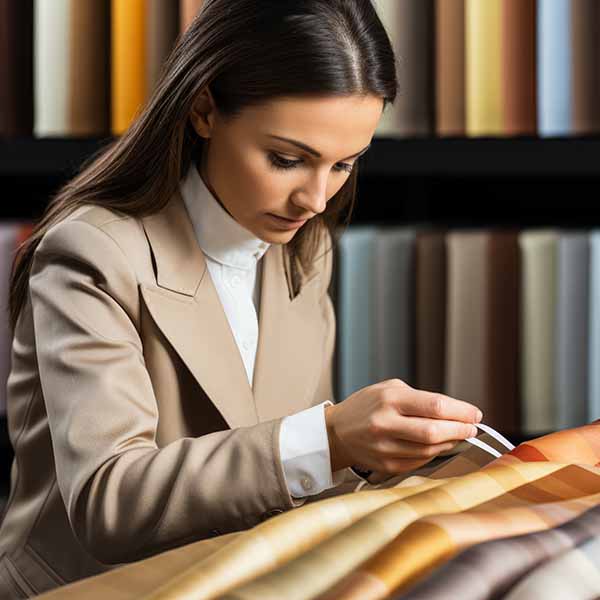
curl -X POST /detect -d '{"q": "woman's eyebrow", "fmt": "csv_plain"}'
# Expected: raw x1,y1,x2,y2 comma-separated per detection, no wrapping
267,134,371,160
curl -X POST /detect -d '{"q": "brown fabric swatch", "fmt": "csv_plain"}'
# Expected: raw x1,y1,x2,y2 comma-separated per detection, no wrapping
395,0,435,136
571,0,600,134
415,230,447,393
147,0,179,97
180,0,204,34
68,0,110,136
0,0,33,137
435,0,465,136
502,0,537,135
446,231,520,434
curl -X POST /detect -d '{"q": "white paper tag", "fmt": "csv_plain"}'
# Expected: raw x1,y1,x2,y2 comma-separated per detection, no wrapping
464,422,516,458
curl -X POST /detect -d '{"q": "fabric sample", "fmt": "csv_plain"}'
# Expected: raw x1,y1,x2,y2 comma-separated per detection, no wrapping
0,0,33,137
434,0,465,136
519,230,559,433
555,232,590,429
465,0,503,136
373,228,416,386
111,0,146,134
415,230,447,393
537,0,572,136
501,0,536,135
374,0,434,137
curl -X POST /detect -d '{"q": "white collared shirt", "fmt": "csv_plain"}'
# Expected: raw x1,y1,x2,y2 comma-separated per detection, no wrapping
179,164,348,501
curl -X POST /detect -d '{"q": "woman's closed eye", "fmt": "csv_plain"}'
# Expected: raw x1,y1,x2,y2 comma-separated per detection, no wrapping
267,152,354,174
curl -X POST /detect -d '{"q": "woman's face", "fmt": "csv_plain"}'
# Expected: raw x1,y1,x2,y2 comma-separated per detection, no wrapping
189,91,384,243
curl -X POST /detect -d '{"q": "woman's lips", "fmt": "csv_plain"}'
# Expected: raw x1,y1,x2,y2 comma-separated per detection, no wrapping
267,213,308,229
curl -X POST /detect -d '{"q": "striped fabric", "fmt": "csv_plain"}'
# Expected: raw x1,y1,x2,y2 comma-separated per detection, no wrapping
396,485,600,598
36,424,600,599
504,533,600,599
214,423,600,600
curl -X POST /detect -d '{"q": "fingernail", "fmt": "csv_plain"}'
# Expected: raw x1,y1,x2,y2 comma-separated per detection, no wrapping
476,410,483,423
470,425,478,437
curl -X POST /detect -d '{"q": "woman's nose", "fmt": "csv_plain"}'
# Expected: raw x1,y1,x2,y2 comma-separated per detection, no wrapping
292,189,328,217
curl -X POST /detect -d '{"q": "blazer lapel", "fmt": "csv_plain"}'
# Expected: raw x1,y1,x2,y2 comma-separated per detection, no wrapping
139,188,325,430
252,248,324,423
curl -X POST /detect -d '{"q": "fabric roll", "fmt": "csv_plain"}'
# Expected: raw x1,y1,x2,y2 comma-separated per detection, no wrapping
218,423,600,600
0,0,33,137
465,0,504,136
504,535,600,599
147,0,179,98
34,0,71,136
589,233,600,421
374,0,434,137
486,232,521,433
398,501,600,599
537,0,572,136
555,232,590,429
415,230,446,393
0,224,18,416
445,231,520,433
34,0,109,136
111,0,147,135
373,228,416,386
501,0,537,135
435,0,465,136
337,226,378,400
180,0,204,34
35,423,600,600
571,0,600,135
519,230,559,434
68,0,110,136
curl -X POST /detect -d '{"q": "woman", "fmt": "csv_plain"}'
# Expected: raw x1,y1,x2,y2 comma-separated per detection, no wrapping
0,1,482,597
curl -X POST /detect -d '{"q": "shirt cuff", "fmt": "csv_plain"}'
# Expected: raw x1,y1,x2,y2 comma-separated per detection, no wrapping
279,400,342,498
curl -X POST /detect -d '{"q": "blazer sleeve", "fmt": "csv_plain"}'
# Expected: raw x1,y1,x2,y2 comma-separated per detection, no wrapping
29,218,302,565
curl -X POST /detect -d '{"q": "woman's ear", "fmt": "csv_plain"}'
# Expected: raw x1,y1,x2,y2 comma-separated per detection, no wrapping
189,85,216,138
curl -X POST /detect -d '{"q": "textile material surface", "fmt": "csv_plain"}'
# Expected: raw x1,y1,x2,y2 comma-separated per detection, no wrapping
36,424,600,600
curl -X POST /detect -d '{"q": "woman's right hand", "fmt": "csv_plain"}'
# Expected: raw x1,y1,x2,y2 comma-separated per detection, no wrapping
324,378,483,475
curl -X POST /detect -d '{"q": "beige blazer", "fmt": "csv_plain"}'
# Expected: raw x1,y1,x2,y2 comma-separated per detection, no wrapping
0,188,364,598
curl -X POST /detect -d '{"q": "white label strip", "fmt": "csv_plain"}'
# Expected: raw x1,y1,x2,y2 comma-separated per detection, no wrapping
464,422,516,458
474,422,515,450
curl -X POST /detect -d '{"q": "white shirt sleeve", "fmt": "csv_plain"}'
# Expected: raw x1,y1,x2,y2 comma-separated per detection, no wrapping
279,400,350,500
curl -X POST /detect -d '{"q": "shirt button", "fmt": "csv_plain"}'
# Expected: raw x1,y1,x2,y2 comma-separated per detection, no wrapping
231,275,241,287
242,340,251,351
301,477,313,491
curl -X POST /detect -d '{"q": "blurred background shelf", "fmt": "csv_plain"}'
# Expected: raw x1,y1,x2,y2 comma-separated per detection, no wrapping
5,136,600,178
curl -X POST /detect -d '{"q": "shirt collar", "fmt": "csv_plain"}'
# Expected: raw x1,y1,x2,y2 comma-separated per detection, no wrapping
180,162,270,270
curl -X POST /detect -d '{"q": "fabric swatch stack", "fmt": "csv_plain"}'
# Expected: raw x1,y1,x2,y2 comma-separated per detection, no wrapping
3,0,600,139
32,421,600,599
376,0,600,138
0,0,204,138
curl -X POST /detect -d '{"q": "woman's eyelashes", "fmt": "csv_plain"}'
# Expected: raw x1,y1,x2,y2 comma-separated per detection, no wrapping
267,152,354,174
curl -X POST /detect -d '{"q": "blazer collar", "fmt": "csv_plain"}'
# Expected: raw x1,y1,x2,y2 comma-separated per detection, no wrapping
140,189,324,429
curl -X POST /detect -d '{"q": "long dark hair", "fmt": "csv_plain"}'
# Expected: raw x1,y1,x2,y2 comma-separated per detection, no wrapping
8,0,398,332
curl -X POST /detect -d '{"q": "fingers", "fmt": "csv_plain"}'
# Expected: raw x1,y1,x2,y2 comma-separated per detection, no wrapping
374,437,460,460
396,389,483,424
380,414,479,445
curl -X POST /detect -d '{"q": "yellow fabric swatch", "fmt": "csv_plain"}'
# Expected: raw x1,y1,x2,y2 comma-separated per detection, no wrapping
465,0,504,136
111,0,146,135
